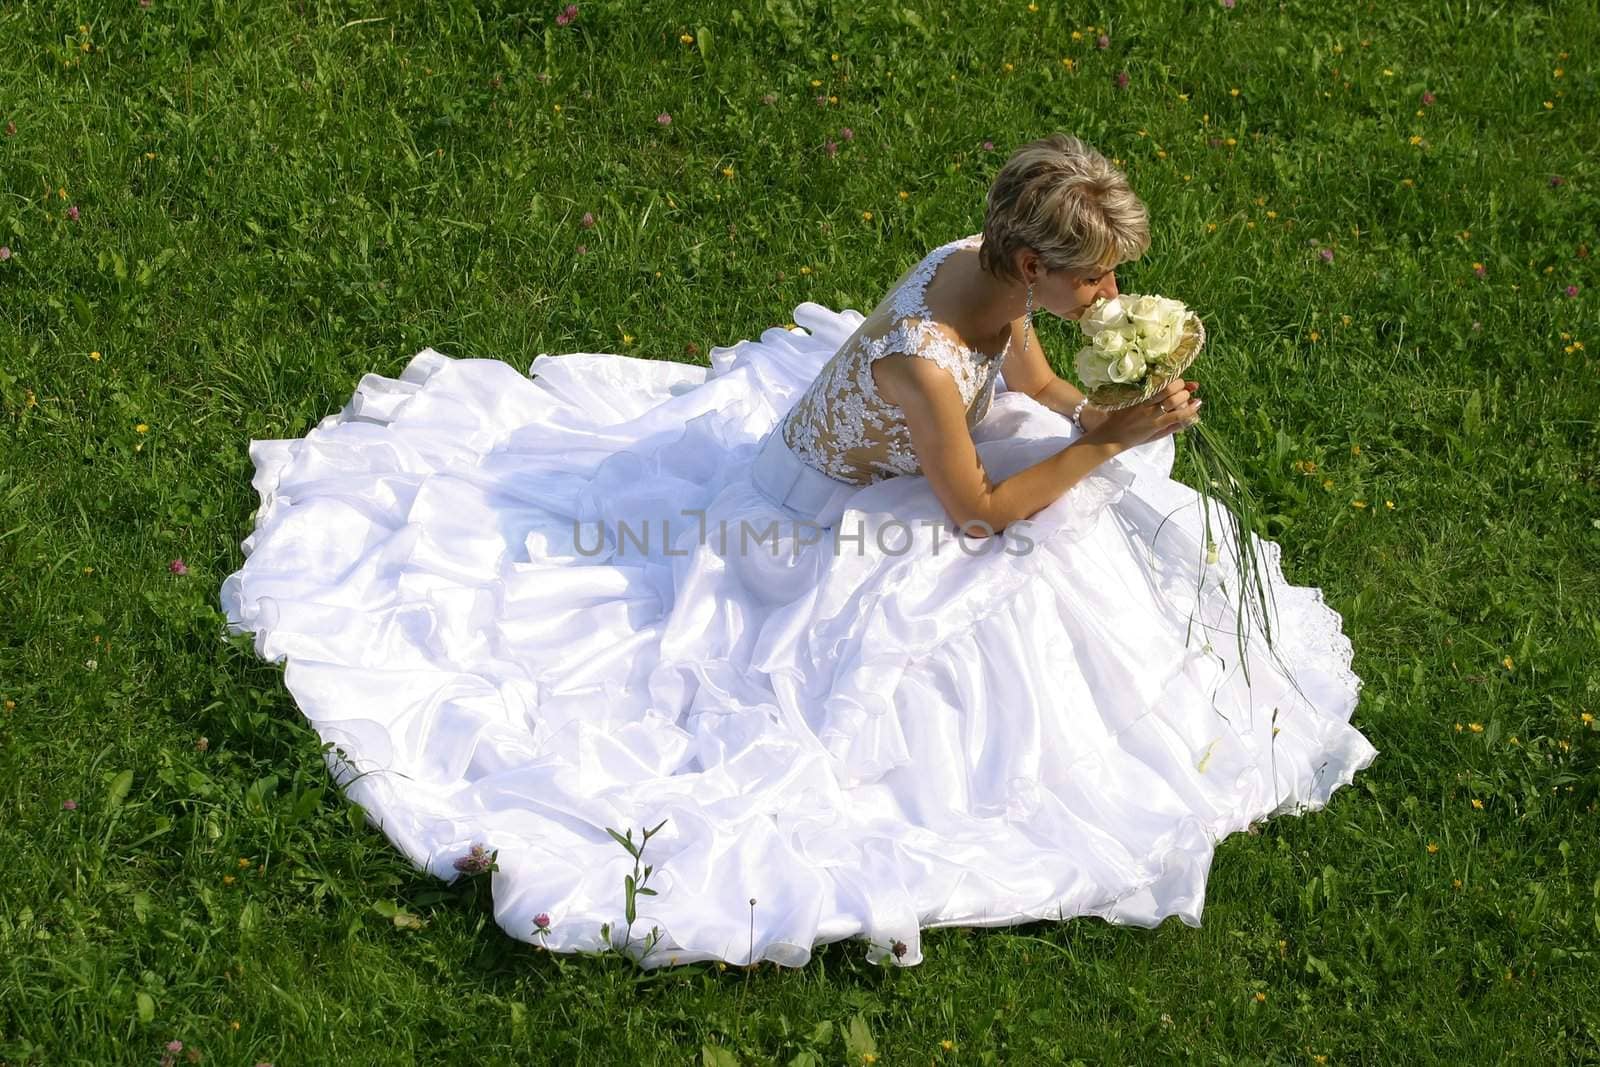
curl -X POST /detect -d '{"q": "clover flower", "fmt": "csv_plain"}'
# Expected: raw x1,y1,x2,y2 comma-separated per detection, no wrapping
454,843,493,875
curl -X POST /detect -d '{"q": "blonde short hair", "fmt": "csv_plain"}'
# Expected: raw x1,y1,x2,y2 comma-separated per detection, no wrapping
978,133,1151,285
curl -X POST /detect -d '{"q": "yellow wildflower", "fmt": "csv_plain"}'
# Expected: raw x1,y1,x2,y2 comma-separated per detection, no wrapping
679,33,693,44
1452,879,1462,889
621,334,634,346
1470,798,1483,810
1307,329,1319,341
1454,722,1463,732
1582,712,1595,725
1385,500,1395,509
1468,722,1483,733
828,95,837,103
1028,1,1038,10
1253,991,1266,1003
1351,443,1361,455
1230,87,1240,96
1352,499,1367,509
1061,58,1073,68
811,79,821,87
941,1041,955,1051
1266,210,1277,219
238,857,252,868
1544,101,1553,109
722,166,734,177
862,211,873,221
90,350,101,361
135,423,149,433
1341,314,1352,326
1409,135,1423,145
1224,137,1237,146
898,190,909,200
223,874,236,885
1070,30,1081,40
1503,656,1514,670
1321,478,1334,490
831,53,840,62
553,104,561,112
1426,842,1439,854
1383,69,1394,77
798,266,811,275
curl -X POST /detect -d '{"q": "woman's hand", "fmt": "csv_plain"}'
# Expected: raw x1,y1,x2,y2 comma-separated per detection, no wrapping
1080,379,1201,453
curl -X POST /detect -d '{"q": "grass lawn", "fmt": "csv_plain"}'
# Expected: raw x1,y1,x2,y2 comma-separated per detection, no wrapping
2,0,1597,1063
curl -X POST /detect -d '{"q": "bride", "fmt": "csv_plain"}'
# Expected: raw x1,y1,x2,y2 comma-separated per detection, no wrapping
221,132,1378,969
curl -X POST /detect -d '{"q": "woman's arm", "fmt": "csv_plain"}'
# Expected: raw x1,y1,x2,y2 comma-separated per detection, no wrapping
872,354,1125,536
999,315,1111,435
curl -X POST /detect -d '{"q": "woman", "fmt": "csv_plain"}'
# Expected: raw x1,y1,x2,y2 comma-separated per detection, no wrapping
221,133,1377,970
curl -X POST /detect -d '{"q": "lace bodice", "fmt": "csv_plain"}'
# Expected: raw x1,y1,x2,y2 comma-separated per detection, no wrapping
780,233,1010,486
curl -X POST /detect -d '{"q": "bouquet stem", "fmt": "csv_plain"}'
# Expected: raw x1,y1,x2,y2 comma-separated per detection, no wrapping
1175,419,1316,707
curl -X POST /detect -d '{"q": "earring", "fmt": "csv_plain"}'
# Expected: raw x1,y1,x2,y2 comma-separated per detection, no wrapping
1022,280,1034,354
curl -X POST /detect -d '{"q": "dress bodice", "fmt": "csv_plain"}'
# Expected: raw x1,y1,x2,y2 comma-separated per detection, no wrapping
779,232,1010,486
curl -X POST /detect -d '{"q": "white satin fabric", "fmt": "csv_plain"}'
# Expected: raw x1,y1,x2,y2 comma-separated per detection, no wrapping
220,299,1378,969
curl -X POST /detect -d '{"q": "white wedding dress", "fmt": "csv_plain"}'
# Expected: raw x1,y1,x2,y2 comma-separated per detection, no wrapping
220,232,1378,968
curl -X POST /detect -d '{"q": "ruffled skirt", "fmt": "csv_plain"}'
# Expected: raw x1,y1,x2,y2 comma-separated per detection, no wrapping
219,300,1378,968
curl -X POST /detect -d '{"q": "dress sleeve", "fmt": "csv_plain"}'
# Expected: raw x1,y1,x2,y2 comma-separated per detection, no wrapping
860,317,969,389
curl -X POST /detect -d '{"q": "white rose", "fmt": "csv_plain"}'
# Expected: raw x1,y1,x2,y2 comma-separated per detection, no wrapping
1074,346,1115,390
1080,294,1129,337
1094,328,1131,356
1143,317,1181,358
1125,294,1166,334
1107,348,1147,384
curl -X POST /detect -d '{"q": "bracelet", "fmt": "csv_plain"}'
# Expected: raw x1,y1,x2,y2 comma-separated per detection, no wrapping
1070,397,1089,431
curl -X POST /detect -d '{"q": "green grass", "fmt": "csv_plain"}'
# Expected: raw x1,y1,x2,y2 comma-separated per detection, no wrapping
2,0,1598,1062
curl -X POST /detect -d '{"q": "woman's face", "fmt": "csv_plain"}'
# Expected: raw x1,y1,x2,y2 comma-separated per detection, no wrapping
1018,251,1120,320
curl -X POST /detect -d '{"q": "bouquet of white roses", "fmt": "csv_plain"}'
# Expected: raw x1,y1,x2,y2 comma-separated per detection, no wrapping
1073,293,1306,697
1073,293,1206,410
